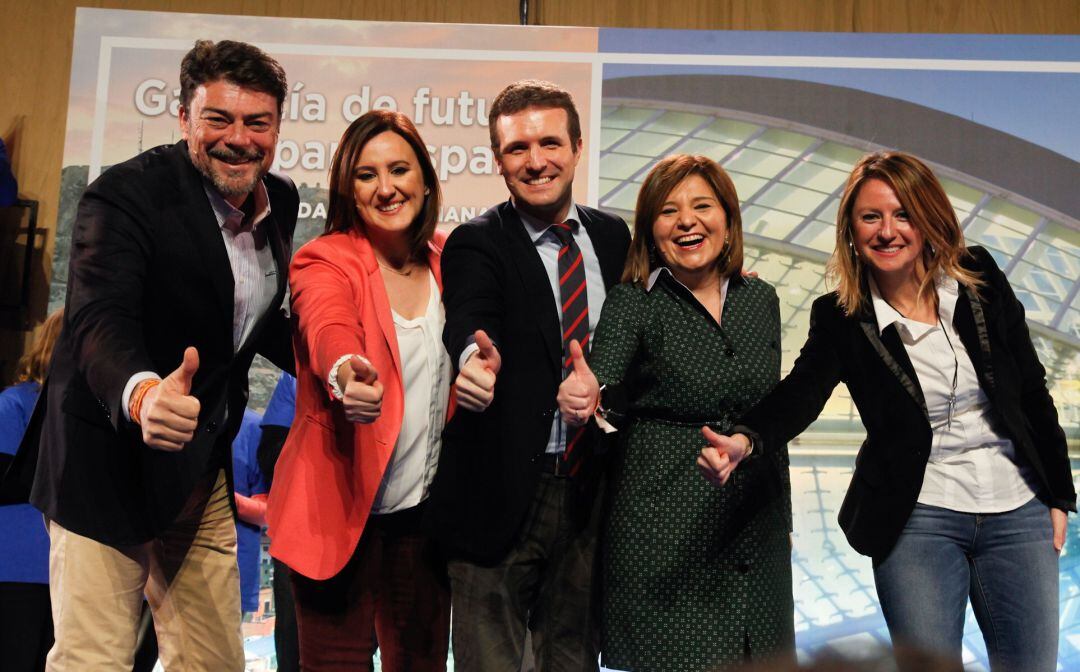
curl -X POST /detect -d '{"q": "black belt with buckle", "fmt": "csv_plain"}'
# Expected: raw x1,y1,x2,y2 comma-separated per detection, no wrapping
536,452,570,477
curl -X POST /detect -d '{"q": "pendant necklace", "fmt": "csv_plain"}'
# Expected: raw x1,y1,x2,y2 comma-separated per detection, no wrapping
883,295,959,429
938,316,959,430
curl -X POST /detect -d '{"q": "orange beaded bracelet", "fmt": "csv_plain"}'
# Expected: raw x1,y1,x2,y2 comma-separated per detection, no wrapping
129,379,160,425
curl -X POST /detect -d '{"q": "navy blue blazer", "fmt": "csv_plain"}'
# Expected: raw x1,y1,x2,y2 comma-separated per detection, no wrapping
426,201,630,563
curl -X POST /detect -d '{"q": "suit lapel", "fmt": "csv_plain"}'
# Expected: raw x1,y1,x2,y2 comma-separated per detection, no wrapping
499,204,562,374
953,284,996,396
579,207,621,290
173,143,235,338
355,231,403,381
857,313,929,421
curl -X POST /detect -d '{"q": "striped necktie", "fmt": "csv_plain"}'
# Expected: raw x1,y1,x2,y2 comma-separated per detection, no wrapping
552,221,589,476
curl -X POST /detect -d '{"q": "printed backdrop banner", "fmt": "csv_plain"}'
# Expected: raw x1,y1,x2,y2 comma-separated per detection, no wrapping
55,9,1079,670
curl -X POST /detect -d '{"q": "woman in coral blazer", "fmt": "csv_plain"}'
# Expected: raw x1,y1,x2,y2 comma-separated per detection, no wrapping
267,110,452,671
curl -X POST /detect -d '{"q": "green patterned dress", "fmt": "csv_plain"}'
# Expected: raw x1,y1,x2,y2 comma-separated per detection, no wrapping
591,273,794,671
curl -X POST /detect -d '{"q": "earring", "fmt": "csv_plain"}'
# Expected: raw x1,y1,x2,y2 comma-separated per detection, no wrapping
424,187,431,196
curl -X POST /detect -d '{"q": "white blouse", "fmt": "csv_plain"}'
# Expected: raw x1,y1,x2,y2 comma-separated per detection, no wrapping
869,275,1039,513
371,272,452,515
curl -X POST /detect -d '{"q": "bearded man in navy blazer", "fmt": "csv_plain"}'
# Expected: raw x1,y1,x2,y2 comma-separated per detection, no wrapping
6,40,298,670
427,80,631,671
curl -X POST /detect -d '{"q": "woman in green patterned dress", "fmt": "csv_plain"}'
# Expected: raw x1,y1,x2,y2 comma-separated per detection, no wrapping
558,154,794,671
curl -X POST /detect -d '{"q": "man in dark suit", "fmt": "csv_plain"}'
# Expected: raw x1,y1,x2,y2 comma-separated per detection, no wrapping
8,40,297,670
427,80,631,671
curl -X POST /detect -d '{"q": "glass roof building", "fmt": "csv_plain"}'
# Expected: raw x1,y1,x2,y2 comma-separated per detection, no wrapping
598,75,1080,668
599,93,1080,445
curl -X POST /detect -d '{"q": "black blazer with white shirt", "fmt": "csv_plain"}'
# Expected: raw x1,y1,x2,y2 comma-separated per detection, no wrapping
426,200,630,563
734,246,1075,559
3,141,298,546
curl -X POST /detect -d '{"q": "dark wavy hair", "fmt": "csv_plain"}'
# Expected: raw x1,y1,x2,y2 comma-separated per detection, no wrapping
179,40,288,115
324,110,442,262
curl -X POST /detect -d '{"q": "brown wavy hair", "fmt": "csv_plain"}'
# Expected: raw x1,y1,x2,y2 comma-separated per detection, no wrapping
16,309,63,385
324,110,441,262
828,151,982,314
622,154,743,284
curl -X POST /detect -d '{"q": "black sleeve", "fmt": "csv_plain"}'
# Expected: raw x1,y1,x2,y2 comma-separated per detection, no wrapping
255,309,295,376
734,295,844,456
65,178,158,429
256,424,290,485
441,224,505,371
976,247,1076,511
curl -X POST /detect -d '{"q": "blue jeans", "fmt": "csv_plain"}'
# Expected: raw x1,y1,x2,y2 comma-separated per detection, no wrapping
873,497,1059,671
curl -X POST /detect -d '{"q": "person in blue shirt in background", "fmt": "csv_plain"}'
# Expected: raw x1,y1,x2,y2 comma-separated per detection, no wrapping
257,372,299,672
234,408,271,616
0,137,17,207
0,309,63,672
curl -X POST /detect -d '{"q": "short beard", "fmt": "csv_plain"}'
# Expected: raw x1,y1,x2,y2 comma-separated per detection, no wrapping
191,146,268,198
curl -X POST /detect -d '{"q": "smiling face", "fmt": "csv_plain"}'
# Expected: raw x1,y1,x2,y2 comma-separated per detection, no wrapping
651,173,729,286
851,178,926,286
179,80,279,207
493,106,582,224
352,130,427,242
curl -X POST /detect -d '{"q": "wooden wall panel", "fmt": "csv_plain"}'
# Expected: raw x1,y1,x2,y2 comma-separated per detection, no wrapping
0,0,1075,375
533,0,1079,32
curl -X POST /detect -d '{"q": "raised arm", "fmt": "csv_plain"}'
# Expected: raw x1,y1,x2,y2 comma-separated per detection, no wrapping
289,241,382,422
441,224,505,412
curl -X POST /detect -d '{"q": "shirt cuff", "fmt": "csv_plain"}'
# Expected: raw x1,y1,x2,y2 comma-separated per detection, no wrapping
328,354,370,400
122,371,162,421
458,342,480,372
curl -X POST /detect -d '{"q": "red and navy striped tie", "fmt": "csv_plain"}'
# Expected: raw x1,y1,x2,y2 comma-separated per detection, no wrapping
552,221,589,476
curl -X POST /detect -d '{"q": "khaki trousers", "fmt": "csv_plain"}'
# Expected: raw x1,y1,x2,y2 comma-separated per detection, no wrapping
45,469,244,672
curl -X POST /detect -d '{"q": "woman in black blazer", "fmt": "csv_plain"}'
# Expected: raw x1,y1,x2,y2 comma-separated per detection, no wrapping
698,151,1074,671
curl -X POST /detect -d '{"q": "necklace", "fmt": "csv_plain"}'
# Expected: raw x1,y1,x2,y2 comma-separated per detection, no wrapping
937,316,960,430
884,296,959,429
377,260,415,277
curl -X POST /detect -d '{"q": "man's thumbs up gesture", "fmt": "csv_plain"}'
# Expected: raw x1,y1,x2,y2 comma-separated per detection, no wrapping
137,346,202,451
455,330,502,412
557,339,599,427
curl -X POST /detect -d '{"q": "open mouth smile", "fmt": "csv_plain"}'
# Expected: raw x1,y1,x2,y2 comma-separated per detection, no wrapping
675,234,705,250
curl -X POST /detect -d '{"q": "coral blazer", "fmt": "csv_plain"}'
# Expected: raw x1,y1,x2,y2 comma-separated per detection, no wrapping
267,227,449,580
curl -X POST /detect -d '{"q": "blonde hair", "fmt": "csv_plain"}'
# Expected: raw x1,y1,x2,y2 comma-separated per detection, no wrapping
16,309,63,385
622,154,743,284
828,151,982,314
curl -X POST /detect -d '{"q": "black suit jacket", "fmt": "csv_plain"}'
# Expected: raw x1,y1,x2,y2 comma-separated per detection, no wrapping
3,141,298,545
426,201,630,562
735,246,1075,560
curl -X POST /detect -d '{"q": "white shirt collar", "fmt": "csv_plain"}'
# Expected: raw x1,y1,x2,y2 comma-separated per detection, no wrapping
204,180,271,232
868,273,960,341
513,199,581,244
646,266,731,301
